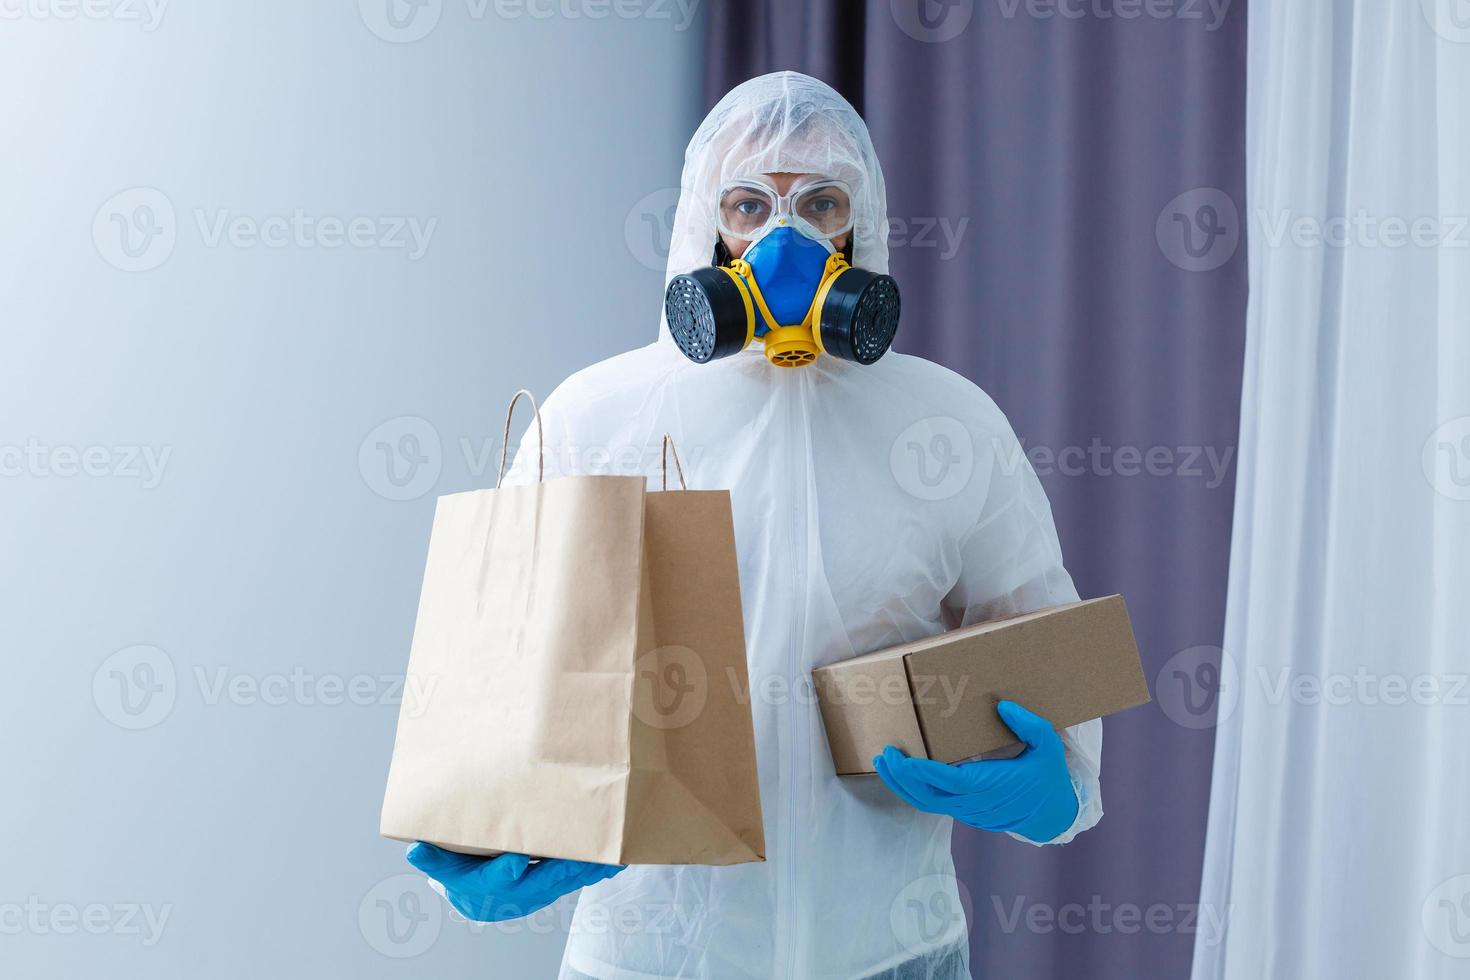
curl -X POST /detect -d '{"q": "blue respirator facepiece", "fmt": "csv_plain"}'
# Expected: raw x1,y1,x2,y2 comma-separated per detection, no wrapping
741,226,833,334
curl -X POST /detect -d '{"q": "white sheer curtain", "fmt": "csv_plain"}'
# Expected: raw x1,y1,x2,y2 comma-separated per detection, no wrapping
1194,2,1470,978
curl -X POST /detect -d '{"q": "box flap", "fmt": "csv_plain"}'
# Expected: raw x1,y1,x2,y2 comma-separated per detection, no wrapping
906,594,1150,762
813,652,927,775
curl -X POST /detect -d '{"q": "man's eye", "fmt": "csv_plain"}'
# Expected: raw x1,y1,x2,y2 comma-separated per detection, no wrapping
809,197,836,213
736,200,766,216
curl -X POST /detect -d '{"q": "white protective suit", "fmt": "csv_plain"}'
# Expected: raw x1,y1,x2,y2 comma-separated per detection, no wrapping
513,71,1103,980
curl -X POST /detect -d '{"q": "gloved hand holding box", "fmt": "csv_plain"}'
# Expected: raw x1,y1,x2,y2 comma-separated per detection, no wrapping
813,596,1150,775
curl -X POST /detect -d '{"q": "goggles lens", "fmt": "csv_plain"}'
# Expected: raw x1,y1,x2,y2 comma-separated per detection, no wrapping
719,184,776,239
793,182,852,238
717,179,854,242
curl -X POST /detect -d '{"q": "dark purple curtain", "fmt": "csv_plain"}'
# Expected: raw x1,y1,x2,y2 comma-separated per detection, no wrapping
706,3,1248,978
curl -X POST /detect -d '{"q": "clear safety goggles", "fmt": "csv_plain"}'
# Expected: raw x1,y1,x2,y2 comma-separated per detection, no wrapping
716,178,855,242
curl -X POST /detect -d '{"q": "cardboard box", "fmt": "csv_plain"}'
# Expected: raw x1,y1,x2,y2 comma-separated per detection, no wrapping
813,595,1150,775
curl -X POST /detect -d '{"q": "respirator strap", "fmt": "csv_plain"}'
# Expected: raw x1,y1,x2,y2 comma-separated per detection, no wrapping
716,264,758,350
727,258,783,336
803,252,850,355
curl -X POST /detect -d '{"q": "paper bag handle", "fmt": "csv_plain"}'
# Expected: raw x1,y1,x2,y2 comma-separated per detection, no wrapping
661,433,688,491
496,389,544,488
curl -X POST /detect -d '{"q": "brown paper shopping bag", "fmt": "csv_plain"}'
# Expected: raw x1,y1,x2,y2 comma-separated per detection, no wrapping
380,391,765,866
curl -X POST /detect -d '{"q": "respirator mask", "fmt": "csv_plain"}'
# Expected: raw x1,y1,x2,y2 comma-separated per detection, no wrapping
664,177,901,368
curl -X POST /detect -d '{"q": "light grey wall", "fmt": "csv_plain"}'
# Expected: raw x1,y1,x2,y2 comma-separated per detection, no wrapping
0,3,703,976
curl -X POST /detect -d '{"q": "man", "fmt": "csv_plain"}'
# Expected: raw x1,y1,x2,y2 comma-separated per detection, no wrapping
407,70,1102,980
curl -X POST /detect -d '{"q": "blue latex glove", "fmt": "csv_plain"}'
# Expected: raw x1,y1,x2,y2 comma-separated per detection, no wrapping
874,700,1079,843
405,842,624,922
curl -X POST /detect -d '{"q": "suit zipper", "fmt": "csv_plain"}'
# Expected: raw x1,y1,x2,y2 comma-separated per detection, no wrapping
783,374,806,980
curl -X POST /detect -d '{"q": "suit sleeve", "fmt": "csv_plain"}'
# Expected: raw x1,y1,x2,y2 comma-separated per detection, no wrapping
940,419,1103,846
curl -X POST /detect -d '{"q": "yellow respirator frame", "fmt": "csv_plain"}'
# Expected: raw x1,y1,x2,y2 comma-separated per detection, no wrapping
716,253,850,368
